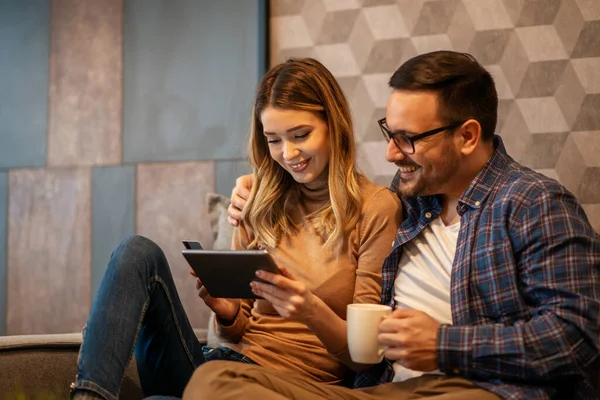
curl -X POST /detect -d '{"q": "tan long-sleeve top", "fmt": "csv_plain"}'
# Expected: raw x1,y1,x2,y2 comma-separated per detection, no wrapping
215,177,402,385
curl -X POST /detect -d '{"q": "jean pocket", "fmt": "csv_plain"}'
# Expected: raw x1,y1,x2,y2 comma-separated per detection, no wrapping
202,345,225,361
202,345,257,365
239,355,256,364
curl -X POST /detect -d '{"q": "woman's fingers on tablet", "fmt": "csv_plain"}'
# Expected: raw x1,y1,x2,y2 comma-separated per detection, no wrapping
189,268,197,277
256,270,296,290
197,279,213,304
196,280,205,295
198,286,214,305
257,271,306,296
278,265,297,280
253,287,308,320
251,281,278,298
251,281,304,309
255,270,276,283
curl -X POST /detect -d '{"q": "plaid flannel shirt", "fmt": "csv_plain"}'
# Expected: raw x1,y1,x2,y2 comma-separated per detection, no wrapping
355,136,600,400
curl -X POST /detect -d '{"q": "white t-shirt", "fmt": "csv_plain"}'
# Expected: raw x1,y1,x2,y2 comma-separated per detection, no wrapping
392,216,459,382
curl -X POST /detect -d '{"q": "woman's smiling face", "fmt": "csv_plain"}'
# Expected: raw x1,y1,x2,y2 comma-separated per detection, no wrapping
261,106,330,189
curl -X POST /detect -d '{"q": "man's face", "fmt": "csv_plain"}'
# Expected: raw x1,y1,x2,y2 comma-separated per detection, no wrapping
384,90,461,198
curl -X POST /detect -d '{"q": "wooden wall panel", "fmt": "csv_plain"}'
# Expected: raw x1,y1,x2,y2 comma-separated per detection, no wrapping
136,162,215,329
0,172,7,335
47,0,123,166
7,168,91,335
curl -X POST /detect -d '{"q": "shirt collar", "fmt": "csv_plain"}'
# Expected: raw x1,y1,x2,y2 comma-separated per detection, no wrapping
390,135,511,217
457,135,511,215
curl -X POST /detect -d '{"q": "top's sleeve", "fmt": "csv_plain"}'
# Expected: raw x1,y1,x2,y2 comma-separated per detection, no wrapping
331,188,401,362
353,188,403,304
437,188,600,381
214,222,255,342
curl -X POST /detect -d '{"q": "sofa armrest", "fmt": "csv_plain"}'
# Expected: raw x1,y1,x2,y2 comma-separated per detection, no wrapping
0,329,208,399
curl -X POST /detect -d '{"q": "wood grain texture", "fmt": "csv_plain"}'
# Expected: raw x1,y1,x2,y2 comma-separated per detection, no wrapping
136,162,215,329
7,168,91,335
47,0,123,166
0,172,7,335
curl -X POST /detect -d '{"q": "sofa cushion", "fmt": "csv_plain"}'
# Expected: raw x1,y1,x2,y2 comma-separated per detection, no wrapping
207,193,235,252
0,333,141,399
0,330,209,398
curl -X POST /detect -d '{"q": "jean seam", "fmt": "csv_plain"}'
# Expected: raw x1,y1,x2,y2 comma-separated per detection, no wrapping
108,234,153,399
77,324,123,400
146,237,199,369
116,293,152,396
149,275,198,368
76,324,86,376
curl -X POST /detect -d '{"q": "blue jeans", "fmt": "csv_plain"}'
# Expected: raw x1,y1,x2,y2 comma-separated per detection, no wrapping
72,235,256,400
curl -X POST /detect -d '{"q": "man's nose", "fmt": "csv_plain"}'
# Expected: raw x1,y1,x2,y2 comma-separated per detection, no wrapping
385,140,405,163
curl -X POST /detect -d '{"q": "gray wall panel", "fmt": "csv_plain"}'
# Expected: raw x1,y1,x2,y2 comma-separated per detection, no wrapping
92,166,135,296
0,0,49,168
215,159,252,198
123,0,267,163
0,172,7,335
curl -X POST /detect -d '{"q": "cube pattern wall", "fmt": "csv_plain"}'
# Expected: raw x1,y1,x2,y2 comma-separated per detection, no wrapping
270,0,600,231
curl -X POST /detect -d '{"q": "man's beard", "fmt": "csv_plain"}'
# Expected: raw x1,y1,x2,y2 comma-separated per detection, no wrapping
397,145,460,198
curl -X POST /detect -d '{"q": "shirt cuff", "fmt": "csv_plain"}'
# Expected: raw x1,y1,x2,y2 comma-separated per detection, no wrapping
437,324,474,377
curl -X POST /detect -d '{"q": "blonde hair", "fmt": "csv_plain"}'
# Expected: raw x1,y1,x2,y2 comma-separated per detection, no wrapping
243,58,362,250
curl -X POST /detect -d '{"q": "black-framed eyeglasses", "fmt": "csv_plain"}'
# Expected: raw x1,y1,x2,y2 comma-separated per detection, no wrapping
378,118,465,154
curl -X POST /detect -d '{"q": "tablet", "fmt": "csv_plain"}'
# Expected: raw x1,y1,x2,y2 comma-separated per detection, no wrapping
182,249,282,299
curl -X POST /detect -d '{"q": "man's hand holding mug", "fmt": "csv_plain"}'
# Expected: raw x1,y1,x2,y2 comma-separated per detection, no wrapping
347,305,440,372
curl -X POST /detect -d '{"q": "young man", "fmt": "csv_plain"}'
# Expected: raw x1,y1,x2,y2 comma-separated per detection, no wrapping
184,51,600,400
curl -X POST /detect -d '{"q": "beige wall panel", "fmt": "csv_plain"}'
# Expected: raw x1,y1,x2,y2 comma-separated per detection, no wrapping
47,0,123,166
136,162,216,330
7,168,91,334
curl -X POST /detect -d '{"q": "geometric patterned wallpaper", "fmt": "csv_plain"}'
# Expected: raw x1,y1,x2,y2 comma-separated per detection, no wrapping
270,0,600,232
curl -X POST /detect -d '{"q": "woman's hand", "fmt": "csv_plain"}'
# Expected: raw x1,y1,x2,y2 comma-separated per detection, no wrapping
190,268,240,324
250,266,317,322
227,174,253,227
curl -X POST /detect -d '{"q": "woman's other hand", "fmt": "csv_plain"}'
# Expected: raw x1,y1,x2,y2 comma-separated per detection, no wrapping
250,266,317,323
228,174,253,227
195,276,240,324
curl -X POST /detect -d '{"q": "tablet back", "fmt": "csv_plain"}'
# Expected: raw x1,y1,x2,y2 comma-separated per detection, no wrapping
182,249,281,299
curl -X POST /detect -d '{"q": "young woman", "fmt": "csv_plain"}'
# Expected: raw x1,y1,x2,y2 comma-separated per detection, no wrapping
71,58,401,400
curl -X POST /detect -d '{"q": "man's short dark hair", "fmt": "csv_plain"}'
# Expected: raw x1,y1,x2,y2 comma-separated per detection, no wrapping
389,51,498,142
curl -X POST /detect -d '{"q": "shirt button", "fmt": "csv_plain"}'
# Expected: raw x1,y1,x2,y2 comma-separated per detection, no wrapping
475,201,481,206
452,368,460,375
425,212,432,218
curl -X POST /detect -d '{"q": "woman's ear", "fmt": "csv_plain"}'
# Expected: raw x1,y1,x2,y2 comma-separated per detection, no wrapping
458,119,482,156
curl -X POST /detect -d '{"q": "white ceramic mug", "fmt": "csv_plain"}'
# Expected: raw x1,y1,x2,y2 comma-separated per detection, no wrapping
347,303,392,364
